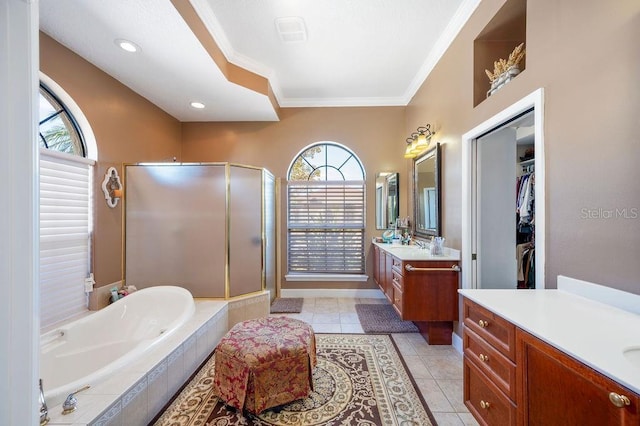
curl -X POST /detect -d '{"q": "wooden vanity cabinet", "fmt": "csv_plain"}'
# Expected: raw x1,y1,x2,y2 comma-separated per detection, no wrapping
518,329,640,426
462,297,640,426
392,257,459,345
372,245,460,345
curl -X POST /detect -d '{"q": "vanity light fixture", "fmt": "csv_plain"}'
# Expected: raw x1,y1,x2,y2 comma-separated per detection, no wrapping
404,124,435,159
406,133,420,157
190,101,205,109
115,39,139,53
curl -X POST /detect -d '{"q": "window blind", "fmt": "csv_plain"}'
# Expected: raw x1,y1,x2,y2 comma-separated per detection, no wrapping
40,149,94,328
288,181,365,274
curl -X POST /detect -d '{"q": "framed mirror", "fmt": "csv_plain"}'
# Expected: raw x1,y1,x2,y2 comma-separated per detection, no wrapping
413,143,441,237
375,172,399,229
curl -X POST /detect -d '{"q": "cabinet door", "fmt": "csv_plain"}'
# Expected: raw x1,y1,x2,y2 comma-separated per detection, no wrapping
518,329,640,426
373,245,380,285
378,248,386,294
384,252,393,301
402,261,459,321
391,269,403,315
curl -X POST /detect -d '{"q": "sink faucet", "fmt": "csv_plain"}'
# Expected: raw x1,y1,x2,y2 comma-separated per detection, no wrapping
412,239,428,249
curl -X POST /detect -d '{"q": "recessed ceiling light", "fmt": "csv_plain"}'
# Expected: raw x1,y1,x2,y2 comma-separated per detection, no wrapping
115,39,139,53
190,102,205,109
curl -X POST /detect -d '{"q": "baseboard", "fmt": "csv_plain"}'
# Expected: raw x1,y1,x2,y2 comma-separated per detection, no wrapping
452,331,463,355
281,288,385,299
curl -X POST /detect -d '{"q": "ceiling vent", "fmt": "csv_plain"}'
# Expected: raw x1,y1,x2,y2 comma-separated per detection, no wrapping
275,16,307,43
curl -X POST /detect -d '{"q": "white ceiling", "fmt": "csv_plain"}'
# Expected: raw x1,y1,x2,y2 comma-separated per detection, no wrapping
39,0,479,122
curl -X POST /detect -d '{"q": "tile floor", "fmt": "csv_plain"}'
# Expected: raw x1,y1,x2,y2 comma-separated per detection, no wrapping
270,297,479,426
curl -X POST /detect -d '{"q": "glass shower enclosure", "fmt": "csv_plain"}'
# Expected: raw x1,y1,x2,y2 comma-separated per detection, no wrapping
124,163,276,300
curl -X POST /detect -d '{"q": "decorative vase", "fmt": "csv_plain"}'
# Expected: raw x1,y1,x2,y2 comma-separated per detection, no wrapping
508,65,520,77
487,66,521,98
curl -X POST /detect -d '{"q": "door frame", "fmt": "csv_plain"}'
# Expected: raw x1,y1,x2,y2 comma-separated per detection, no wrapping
461,88,546,290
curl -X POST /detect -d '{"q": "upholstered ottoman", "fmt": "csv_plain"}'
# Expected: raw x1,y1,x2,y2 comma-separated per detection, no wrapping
212,316,317,414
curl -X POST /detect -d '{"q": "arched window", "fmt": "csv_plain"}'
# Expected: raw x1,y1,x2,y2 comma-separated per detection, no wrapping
39,84,86,156
39,83,94,328
286,143,366,277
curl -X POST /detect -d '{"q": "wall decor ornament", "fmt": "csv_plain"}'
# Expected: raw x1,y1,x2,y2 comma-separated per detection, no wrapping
485,43,525,98
101,167,123,208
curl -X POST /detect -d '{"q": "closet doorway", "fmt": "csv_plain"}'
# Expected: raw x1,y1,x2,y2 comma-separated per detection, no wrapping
461,89,545,290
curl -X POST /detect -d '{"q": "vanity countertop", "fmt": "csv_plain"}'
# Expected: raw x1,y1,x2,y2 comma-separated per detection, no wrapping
372,240,460,261
458,287,640,394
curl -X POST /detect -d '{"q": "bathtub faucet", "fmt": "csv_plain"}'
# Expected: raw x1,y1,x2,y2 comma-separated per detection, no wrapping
62,385,91,415
39,379,49,426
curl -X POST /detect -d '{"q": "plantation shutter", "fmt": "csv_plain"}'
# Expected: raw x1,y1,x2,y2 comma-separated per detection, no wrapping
40,149,94,328
288,180,365,274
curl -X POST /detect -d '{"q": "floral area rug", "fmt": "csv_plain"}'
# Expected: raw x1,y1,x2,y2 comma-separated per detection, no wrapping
153,334,436,426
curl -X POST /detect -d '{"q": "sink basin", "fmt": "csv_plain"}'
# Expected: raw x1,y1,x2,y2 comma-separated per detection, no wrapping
623,347,640,369
388,246,426,251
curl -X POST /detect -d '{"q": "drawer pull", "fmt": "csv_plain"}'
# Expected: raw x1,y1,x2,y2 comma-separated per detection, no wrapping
479,353,489,362
609,392,631,408
478,319,489,328
480,400,491,410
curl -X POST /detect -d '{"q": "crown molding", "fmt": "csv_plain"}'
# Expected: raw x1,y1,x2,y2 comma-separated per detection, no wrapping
403,0,481,104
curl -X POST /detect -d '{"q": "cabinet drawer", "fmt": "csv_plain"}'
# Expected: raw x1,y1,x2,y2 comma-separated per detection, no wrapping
463,298,516,361
392,282,403,316
392,269,403,290
392,257,403,272
464,328,516,401
464,357,516,426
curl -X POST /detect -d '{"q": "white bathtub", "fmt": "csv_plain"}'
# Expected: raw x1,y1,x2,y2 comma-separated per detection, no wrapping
40,285,195,406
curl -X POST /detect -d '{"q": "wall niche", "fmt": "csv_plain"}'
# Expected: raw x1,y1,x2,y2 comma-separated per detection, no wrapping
473,0,527,107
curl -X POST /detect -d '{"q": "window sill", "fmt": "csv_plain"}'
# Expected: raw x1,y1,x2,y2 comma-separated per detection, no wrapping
285,274,369,282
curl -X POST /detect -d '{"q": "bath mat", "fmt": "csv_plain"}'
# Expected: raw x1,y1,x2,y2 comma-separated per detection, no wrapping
355,303,419,333
153,334,435,426
269,297,303,313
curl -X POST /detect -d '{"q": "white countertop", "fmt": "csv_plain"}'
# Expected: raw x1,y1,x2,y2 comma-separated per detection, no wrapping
373,240,460,261
459,286,640,395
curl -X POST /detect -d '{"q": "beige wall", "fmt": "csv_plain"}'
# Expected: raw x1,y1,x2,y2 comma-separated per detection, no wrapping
181,107,407,289
405,0,640,294
40,34,183,307
39,0,640,300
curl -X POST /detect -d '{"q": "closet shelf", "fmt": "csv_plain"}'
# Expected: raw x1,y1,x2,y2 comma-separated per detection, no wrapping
518,158,534,166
